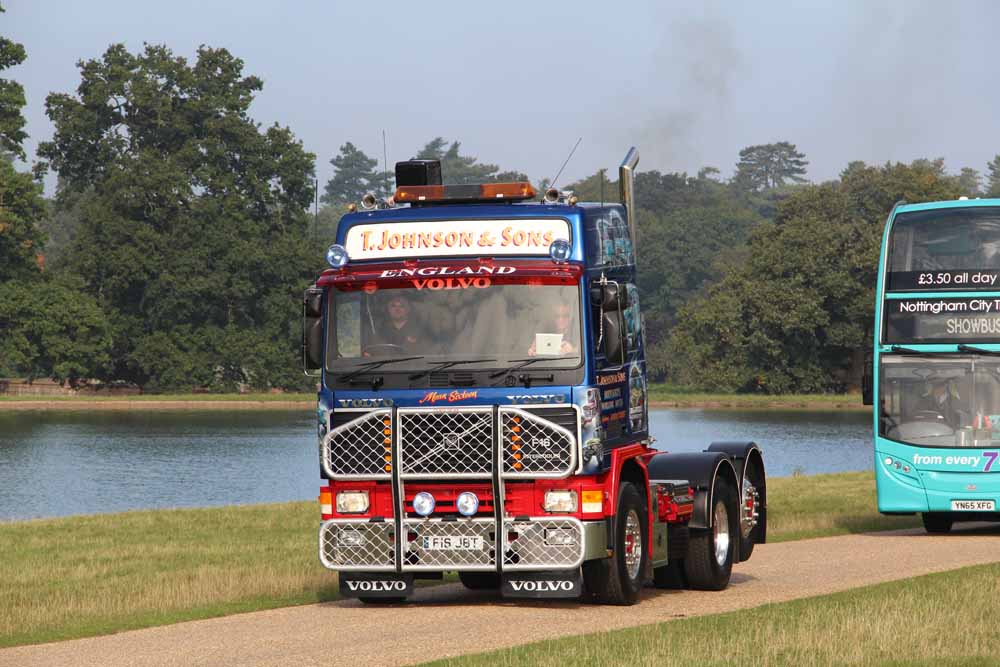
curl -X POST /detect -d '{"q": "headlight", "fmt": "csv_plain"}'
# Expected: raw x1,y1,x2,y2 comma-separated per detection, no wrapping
544,527,578,546
543,489,578,513
336,491,370,514
412,491,436,517
326,243,349,268
456,492,479,517
337,529,365,547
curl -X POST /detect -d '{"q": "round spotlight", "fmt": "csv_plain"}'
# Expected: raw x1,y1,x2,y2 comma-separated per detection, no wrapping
456,492,480,517
549,238,571,263
326,244,349,268
412,491,436,517
360,193,378,210
544,187,560,203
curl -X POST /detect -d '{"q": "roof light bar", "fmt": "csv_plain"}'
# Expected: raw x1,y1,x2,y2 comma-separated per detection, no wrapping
394,182,537,204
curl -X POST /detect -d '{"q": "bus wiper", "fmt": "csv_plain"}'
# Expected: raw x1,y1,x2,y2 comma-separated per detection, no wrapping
339,356,424,383
408,358,497,381
957,344,1000,356
888,345,935,356
488,355,575,380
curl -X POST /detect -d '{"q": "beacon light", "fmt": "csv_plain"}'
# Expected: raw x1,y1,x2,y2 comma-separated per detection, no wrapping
549,238,571,263
326,244,349,268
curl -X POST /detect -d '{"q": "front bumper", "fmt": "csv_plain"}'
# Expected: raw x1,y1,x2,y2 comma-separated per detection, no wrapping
320,516,602,572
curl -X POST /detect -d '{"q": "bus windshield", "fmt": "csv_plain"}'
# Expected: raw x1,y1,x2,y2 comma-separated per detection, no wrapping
327,281,582,376
880,355,1000,447
887,207,1000,290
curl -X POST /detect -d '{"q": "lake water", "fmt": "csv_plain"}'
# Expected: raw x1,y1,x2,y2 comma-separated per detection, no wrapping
0,408,872,521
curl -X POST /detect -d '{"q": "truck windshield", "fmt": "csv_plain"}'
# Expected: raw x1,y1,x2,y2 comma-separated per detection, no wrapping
887,207,1000,290
327,281,582,376
880,355,1000,447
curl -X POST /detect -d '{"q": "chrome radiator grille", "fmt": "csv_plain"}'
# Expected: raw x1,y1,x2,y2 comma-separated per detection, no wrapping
319,520,395,571
499,408,576,478
322,409,392,479
397,408,493,478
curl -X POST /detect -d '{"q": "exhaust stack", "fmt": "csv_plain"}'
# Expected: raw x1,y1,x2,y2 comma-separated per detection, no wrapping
619,147,639,244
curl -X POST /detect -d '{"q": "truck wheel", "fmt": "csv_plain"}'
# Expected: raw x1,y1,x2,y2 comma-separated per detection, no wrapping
459,572,500,589
922,512,953,534
739,460,764,562
684,475,737,590
583,482,648,605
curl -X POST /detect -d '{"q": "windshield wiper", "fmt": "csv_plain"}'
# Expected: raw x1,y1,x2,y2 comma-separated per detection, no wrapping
488,355,575,380
957,344,1000,356
408,358,497,381
888,345,935,356
339,356,424,383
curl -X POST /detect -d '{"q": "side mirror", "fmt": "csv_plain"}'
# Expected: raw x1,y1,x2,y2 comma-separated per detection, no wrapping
602,310,625,366
861,352,873,406
302,288,323,374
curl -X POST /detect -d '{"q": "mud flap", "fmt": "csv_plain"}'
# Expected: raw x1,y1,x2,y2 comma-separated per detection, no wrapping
501,570,582,599
339,573,414,598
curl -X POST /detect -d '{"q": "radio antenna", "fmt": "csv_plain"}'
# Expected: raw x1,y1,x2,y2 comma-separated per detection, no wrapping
381,130,390,198
549,136,582,189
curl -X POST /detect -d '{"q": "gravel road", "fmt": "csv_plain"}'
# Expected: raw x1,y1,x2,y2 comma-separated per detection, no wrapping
3,524,998,667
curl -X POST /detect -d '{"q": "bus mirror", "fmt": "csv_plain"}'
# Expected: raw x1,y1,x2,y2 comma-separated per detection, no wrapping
302,289,323,374
602,311,625,366
601,284,624,311
862,359,873,406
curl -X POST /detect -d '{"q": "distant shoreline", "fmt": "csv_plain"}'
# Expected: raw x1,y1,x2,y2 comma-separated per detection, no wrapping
0,394,865,411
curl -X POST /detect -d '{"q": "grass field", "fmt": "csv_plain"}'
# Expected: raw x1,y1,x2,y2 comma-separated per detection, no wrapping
0,471,916,648
426,562,1000,667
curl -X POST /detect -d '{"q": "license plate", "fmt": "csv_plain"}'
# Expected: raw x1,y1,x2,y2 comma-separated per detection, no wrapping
422,535,483,551
951,500,996,511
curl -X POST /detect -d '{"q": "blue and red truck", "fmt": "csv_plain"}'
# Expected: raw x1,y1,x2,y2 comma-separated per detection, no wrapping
303,149,767,604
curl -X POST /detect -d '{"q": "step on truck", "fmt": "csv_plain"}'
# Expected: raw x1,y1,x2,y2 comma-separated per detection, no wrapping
303,148,767,604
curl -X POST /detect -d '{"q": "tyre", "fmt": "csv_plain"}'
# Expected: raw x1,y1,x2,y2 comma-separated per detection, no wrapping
458,572,500,590
739,460,764,562
683,474,737,591
922,512,953,534
583,481,648,605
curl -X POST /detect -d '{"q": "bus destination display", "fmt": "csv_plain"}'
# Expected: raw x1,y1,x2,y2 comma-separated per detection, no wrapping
884,296,1000,343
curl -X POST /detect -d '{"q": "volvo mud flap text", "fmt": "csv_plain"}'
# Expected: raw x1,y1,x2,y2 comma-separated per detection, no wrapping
501,570,582,599
339,573,414,599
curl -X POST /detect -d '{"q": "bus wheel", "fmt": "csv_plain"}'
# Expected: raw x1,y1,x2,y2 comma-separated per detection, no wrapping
922,512,953,534
583,482,648,605
684,475,737,590
459,572,500,589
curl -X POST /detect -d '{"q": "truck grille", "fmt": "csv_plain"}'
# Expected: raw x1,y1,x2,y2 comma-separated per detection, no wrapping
499,408,576,478
322,410,392,479
503,517,585,570
323,405,578,480
319,520,395,571
397,408,493,478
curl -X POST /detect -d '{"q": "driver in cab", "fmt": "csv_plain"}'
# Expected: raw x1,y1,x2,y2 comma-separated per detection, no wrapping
916,378,964,429
527,303,577,357
370,294,421,354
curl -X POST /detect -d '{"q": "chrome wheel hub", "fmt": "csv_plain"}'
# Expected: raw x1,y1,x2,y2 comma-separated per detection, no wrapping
623,509,643,580
713,500,730,567
740,477,760,539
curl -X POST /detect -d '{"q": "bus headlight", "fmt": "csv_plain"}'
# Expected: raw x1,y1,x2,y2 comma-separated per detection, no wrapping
543,489,578,513
336,491,370,514
326,243,349,268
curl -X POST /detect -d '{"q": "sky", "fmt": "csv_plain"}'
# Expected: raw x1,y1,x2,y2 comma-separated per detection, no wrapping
4,0,999,194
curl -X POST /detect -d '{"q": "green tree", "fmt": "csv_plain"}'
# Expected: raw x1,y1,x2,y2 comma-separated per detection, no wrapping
986,155,1000,197
957,167,981,197
414,138,528,185
0,156,45,282
38,44,317,391
322,142,392,206
0,275,112,384
666,159,963,393
0,3,27,160
733,141,809,192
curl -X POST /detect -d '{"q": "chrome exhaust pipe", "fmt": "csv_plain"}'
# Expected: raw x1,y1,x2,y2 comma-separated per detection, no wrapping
619,147,639,244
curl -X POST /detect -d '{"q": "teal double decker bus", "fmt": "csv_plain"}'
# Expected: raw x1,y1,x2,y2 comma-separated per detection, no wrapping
869,199,1000,533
